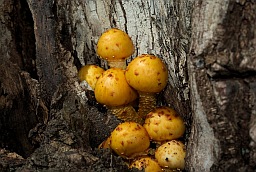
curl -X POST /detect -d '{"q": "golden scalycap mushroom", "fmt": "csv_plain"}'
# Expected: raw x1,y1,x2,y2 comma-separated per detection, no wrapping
155,140,186,170
130,157,163,172
78,64,105,90
94,68,143,123
94,68,137,107
110,122,150,158
125,54,168,93
144,106,185,142
97,28,134,69
125,54,168,119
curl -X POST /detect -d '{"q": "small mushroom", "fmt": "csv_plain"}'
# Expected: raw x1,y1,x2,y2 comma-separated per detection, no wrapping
94,68,143,124
130,157,163,172
143,106,185,142
125,54,168,119
155,140,186,170
78,64,105,90
109,122,150,159
97,28,134,69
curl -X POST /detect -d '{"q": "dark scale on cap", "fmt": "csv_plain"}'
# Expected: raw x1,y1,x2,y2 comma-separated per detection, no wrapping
134,124,142,130
165,114,172,120
165,157,169,162
158,111,165,115
134,71,139,76
116,126,122,131
150,56,156,59
154,121,160,125
108,74,113,77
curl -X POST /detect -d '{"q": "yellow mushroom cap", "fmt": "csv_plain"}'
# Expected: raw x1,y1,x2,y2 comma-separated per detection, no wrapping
94,68,137,107
97,28,134,62
78,64,105,90
143,106,185,142
155,140,186,170
130,157,163,172
125,54,168,93
110,122,150,158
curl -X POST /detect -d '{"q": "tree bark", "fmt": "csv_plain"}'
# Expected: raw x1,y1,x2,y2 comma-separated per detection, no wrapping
0,0,255,171
187,1,256,171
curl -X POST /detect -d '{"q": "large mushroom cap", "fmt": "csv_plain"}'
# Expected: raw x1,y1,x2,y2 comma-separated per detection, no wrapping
97,28,134,62
143,106,185,142
94,68,137,107
125,54,168,93
110,122,150,158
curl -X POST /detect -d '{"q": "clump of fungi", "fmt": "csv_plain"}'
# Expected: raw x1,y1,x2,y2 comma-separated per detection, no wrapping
78,28,186,171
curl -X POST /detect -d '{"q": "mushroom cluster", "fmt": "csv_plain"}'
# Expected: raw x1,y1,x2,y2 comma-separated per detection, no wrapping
78,28,186,171
100,107,186,171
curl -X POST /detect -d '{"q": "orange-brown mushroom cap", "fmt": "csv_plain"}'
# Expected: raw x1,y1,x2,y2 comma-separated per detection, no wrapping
94,68,137,107
97,28,134,62
144,106,185,142
110,122,150,158
125,54,168,93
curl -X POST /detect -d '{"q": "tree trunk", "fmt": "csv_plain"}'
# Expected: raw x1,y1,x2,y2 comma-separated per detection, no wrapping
187,1,256,171
0,0,255,171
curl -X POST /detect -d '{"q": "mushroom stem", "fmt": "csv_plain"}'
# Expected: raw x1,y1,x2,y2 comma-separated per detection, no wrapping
108,105,144,124
108,61,126,69
138,91,157,120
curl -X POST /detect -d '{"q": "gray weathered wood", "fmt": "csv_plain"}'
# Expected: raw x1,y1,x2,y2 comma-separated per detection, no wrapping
187,0,256,171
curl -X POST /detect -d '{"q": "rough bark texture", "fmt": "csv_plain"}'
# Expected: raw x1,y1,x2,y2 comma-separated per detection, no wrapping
0,0,256,171
186,1,256,171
